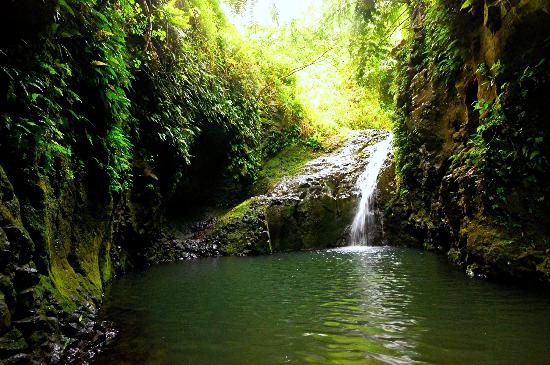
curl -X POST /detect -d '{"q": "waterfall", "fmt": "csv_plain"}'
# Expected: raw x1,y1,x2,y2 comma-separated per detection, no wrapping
350,134,393,246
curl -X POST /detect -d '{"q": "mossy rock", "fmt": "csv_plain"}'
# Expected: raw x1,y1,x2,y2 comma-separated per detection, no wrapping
252,145,321,195
0,166,22,226
462,219,550,281
265,195,355,251
210,194,356,254
264,201,302,251
0,328,28,357
210,198,272,255
0,293,11,335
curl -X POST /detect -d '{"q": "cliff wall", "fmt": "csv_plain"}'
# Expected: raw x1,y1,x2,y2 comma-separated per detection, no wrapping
388,0,550,283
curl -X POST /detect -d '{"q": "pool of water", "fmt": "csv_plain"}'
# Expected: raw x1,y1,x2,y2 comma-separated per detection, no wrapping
95,246,550,364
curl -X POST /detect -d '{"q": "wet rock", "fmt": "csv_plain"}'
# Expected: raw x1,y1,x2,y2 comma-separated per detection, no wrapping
0,227,8,248
3,352,32,365
0,328,28,357
62,322,81,338
2,225,33,265
12,316,41,336
0,166,21,221
45,317,59,332
59,320,118,365
0,248,15,271
204,130,392,253
0,293,11,335
0,275,15,308
48,341,65,365
28,329,50,347
13,266,39,291
10,316,58,350
264,131,391,250
14,289,37,319
207,198,272,255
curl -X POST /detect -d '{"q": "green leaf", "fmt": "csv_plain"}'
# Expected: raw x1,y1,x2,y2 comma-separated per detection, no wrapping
91,60,108,66
59,0,75,17
41,63,57,75
460,0,473,11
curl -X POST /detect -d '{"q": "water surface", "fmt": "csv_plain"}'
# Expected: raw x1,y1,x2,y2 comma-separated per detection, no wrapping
95,247,550,364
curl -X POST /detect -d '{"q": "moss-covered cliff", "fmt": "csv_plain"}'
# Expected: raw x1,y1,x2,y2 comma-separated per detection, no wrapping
388,0,550,283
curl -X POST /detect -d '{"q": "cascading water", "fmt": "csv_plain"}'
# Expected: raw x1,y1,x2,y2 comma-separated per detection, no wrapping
350,134,393,246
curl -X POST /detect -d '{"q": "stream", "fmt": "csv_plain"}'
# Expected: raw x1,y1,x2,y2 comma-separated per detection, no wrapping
94,246,550,364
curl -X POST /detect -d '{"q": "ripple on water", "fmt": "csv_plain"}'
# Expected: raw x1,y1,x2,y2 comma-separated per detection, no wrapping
95,247,550,365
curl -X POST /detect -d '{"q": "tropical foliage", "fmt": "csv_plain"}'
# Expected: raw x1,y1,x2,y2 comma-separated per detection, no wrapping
0,0,307,199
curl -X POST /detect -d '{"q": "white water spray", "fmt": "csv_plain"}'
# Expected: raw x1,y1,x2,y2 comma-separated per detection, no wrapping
350,134,393,246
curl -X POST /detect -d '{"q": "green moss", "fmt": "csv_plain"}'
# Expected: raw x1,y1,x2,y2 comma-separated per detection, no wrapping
462,219,549,279
0,166,22,227
36,251,105,315
45,260,95,312
0,328,28,354
253,145,320,194
217,199,254,226
212,198,271,255
99,240,113,285
72,236,105,291
25,174,108,315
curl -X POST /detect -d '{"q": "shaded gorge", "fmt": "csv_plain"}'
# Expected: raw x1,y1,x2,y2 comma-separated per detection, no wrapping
95,247,550,364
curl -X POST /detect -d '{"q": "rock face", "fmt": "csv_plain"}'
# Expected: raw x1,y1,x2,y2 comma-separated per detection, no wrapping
388,0,550,283
206,130,393,253
0,160,161,363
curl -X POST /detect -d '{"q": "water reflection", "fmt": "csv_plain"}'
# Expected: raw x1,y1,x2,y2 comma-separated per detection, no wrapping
315,246,419,364
95,247,550,365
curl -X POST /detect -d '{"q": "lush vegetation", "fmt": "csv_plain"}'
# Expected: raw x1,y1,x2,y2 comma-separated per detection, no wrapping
392,0,549,223
1,0,546,273
0,0,410,204
0,0,311,204
224,0,406,147
1,0,550,363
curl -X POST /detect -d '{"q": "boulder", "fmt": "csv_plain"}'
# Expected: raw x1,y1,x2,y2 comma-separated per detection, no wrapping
0,328,28,357
13,266,39,292
0,293,11,335
210,198,272,255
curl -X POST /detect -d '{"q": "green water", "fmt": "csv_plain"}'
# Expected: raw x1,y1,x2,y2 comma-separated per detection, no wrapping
95,247,550,364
